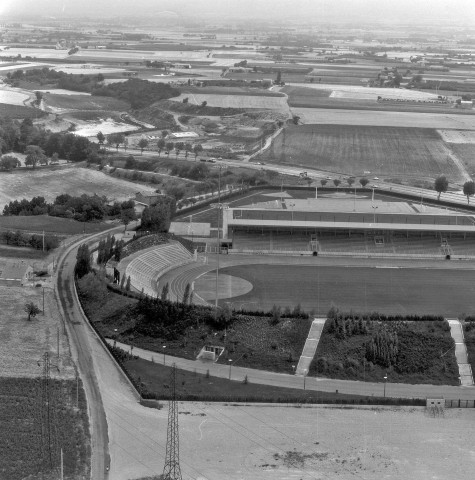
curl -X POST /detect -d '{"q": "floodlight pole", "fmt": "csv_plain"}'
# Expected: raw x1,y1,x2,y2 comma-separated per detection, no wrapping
215,166,222,316
228,359,233,380
383,374,388,398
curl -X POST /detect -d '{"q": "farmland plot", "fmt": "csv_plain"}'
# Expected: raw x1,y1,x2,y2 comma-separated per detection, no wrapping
0,89,29,105
0,165,155,212
294,108,475,129
257,125,465,182
170,92,291,112
0,286,75,379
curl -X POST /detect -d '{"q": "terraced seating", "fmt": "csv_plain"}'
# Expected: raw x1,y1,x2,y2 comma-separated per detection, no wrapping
126,243,194,296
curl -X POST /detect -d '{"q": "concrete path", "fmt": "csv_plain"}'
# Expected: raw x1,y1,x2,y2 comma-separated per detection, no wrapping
295,318,326,375
447,318,474,386
107,339,475,400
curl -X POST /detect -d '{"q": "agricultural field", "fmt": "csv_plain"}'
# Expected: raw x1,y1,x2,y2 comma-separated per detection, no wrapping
293,107,475,129
447,143,475,174
0,102,45,118
0,214,112,235
0,286,75,378
0,89,30,105
216,264,475,316
170,92,291,112
0,165,156,212
256,124,465,182
0,377,90,480
43,93,129,111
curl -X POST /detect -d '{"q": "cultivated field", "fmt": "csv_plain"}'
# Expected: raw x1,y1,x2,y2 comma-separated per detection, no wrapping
170,92,291,111
0,165,155,212
287,83,441,101
0,102,44,118
0,89,30,105
257,124,465,182
0,286,75,378
43,93,129,111
446,143,475,174
293,107,475,129
215,264,475,315
0,214,112,234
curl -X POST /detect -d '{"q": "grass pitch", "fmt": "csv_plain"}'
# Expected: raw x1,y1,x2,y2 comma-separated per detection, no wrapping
218,264,475,316
257,124,464,182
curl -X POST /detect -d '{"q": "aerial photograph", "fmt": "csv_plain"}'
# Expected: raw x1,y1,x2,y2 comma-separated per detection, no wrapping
1,0,475,478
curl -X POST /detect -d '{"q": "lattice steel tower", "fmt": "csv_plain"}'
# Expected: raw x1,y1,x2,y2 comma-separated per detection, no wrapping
163,364,182,480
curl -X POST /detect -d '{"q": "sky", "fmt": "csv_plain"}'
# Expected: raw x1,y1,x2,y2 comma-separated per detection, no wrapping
1,0,474,25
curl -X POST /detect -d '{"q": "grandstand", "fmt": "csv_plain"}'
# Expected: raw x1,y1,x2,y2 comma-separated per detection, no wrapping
223,195,475,257
123,242,194,296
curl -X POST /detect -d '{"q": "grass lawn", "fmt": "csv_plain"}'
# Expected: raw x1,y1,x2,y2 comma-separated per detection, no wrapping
123,357,408,404
256,124,463,182
0,245,50,259
311,319,459,385
0,377,90,480
218,264,475,316
0,214,112,235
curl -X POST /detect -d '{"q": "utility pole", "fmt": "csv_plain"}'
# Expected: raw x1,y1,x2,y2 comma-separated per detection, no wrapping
163,364,183,480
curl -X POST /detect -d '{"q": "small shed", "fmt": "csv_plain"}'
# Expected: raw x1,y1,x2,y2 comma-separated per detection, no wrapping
426,398,445,408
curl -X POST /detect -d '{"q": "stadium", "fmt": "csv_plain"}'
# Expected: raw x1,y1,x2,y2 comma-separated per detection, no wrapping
120,188,475,315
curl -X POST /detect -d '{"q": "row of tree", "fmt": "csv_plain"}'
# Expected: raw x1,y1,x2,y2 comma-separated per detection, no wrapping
0,117,94,162
3,194,136,223
1,230,59,251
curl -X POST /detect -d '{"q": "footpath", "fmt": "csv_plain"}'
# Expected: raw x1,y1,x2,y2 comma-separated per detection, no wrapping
295,318,326,376
107,339,475,400
447,318,474,386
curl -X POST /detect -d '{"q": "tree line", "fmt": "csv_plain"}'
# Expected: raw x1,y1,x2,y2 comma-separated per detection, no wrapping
3,194,135,223
1,230,59,251
0,117,95,163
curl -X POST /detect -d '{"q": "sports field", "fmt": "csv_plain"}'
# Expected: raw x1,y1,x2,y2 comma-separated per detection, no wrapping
43,93,129,111
214,264,475,315
257,124,465,182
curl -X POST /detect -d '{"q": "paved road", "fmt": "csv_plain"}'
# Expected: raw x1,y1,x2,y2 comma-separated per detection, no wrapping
56,233,115,479
109,340,475,401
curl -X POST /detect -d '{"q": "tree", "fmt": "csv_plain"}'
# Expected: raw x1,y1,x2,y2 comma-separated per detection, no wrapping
107,133,125,151
123,137,128,152
193,144,203,160
120,208,137,232
50,152,59,164
320,179,328,187
120,273,126,289
125,275,131,291
76,243,91,278
24,302,41,321
347,177,355,187
182,283,191,304
276,71,282,84
165,142,174,155
161,282,169,301
96,131,105,146
157,138,165,156
138,138,148,155
333,179,341,188
434,175,449,201
463,180,475,204
184,143,193,159
175,141,185,159
34,91,43,105
359,177,369,188
201,101,207,107
0,155,20,171
25,145,46,169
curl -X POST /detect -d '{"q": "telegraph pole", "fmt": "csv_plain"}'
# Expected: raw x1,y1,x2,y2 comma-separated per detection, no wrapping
163,364,183,480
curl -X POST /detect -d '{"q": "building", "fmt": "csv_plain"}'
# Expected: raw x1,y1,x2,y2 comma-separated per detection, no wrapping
0,260,33,286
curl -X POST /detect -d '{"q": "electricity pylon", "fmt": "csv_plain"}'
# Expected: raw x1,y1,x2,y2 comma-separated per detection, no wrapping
163,364,182,480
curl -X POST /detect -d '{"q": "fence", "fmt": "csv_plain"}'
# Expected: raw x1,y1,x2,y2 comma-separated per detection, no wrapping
445,399,475,408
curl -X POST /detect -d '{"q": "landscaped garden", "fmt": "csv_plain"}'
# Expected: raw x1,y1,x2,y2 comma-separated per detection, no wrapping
311,307,459,385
